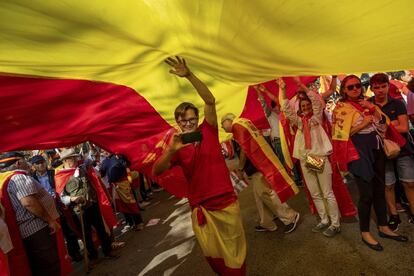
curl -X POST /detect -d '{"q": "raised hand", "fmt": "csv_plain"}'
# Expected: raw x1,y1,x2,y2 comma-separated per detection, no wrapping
276,78,286,89
165,56,191,77
254,84,269,94
168,132,187,153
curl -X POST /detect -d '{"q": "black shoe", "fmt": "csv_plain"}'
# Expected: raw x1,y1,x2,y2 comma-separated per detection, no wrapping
284,213,300,234
378,231,409,242
361,238,383,251
387,215,401,232
255,225,277,232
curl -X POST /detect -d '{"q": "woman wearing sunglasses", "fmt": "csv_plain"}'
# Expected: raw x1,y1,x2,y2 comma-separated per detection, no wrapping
332,75,408,251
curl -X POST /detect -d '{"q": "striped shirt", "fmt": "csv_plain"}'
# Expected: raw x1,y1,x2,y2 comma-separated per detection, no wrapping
7,172,59,239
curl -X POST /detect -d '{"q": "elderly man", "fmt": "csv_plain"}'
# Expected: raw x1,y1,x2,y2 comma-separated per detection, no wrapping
31,154,82,262
57,148,116,265
221,113,300,233
0,152,64,276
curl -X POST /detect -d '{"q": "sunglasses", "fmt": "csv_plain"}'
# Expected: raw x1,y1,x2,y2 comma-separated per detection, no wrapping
346,83,362,91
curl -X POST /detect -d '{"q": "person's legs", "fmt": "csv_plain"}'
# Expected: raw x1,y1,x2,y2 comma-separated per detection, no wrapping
88,203,113,256
257,175,297,225
354,175,378,244
316,159,340,228
396,155,414,216
384,160,398,215
124,213,133,226
22,227,60,276
371,149,388,228
80,207,99,260
300,161,329,225
59,214,81,260
251,172,277,230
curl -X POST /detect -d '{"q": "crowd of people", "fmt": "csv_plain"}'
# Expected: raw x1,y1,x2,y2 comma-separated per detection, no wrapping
0,145,161,275
1,56,414,276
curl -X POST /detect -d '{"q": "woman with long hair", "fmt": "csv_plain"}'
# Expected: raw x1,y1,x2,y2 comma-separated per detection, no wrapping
332,75,408,251
280,78,341,237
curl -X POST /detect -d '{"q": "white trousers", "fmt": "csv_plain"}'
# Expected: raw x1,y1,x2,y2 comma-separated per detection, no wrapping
300,158,340,227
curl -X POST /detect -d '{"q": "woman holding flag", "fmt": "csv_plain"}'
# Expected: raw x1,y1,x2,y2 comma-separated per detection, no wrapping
332,75,408,251
280,78,341,238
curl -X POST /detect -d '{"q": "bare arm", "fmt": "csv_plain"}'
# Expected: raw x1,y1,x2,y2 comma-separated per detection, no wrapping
292,77,309,94
279,79,298,125
20,195,60,234
165,56,217,127
321,75,337,100
254,85,272,117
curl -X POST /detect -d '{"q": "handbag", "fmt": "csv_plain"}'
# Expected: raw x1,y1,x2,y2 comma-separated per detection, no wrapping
305,154,325,173
383,138,400,159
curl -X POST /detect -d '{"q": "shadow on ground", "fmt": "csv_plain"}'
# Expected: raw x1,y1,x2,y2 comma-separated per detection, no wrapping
73,179,414,276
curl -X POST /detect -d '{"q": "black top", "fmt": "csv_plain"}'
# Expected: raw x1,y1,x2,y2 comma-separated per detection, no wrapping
369,96,414,156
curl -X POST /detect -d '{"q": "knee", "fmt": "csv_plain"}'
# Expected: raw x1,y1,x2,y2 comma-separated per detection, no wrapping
403,182,414,189
309,189,322,200
385,184,395,192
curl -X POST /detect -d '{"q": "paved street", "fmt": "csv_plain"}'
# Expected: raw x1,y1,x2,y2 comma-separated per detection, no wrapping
74,180,413,276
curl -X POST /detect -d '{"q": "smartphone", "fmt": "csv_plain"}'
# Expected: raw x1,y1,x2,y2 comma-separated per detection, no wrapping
181,131,203,144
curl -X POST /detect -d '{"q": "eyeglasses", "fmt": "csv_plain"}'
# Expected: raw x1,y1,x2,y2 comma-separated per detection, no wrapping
346,83,362,91
178,117,198,126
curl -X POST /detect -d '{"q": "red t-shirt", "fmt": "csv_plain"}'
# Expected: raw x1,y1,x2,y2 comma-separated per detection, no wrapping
171,120,236,206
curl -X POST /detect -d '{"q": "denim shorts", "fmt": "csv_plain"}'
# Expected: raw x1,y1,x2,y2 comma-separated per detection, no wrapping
385,155,414,185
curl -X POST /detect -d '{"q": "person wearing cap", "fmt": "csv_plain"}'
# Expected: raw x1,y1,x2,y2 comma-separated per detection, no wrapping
153,57,246,275
221,113,300,233
0,152,70,275
31,154,82,262
56,148,117,264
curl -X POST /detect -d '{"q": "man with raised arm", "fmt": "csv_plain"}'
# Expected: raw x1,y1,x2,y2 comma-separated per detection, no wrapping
153,56,246,275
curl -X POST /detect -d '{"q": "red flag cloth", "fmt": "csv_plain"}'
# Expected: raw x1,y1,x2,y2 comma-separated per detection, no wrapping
385,124,406,147
240,77,318,130
0,249,9,276
0,172,72,276
0,75,170,171
232,118,299,203
0,172,31,276
55,167,117,229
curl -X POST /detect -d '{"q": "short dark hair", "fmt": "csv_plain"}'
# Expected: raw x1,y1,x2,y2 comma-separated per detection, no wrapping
370,73,389,86
174,102,199,121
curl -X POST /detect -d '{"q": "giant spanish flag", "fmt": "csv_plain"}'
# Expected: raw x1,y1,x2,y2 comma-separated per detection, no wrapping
1,1,414,176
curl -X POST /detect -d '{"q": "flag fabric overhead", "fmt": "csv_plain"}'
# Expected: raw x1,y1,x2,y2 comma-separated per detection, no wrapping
1,0,414,169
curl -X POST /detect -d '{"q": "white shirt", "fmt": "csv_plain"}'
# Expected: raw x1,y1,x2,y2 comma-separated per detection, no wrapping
282,91,332,160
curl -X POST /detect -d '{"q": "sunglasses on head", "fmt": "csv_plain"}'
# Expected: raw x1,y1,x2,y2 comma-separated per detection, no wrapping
346,83,362,91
